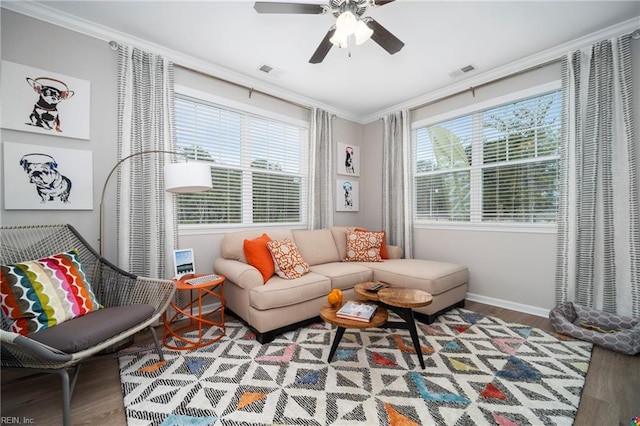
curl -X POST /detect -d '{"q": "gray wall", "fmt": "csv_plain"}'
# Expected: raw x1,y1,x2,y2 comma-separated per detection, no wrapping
1,10,118,260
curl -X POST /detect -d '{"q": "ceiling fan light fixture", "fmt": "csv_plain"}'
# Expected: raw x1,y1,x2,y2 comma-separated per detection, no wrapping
336,10,357,35
329,30,349,48
354,20,373,45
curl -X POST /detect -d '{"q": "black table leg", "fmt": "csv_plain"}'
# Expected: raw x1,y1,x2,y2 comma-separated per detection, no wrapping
327,326,346,362
392,307,425,369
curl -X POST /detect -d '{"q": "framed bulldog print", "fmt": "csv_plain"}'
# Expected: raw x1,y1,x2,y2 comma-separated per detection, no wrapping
3,142,93,210
0,61,91,140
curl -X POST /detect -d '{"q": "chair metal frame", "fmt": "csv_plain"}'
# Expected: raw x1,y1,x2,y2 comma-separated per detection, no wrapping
1,224,176,426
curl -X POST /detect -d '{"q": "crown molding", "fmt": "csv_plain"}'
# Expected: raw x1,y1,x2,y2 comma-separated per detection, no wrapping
362,16,640,124
1,0,363,123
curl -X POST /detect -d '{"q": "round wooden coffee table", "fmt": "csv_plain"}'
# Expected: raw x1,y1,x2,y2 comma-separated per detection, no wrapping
354,282,433,369
320,302,388,363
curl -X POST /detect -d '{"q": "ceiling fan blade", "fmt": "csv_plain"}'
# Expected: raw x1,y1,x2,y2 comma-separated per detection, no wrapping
309,28,336,64
254,2,326,14
366,18,405,55
371,0,396,6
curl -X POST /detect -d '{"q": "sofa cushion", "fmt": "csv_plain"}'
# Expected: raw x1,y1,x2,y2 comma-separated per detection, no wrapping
243,234,274,283
250,273,331,310
344,230,383,262
310,262,373,291
221,229,293,263
267,238,310,279
1,250,101,336
292,229,341,266
29,304,154,353
365,259,469,296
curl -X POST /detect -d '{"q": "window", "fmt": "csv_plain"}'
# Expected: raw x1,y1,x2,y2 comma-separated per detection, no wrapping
175,95,309,226
413,88,561,225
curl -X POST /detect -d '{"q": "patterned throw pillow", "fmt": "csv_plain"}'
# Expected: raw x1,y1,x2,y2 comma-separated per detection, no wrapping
344,230,384,262
266,238,310,280
0,250,101,336
355,228,389,259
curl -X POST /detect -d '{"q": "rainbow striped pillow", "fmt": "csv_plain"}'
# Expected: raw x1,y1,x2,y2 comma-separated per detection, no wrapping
1,250,101,336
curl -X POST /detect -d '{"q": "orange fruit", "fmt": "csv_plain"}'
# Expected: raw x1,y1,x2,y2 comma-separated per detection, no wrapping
327,289,343,307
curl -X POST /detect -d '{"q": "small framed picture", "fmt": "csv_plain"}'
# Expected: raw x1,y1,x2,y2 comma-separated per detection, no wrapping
337,143,360,176
336,179,359,212
173,248,195,278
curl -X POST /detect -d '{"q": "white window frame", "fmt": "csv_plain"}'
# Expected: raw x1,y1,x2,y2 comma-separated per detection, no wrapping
411,81,561,234
175,85,310,235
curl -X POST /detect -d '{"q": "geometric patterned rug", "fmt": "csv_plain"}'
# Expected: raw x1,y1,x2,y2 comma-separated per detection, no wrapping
118,309,593,426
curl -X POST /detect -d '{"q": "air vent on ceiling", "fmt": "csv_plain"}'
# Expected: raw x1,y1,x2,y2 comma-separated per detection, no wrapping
449,64,477,78
257,64,285,79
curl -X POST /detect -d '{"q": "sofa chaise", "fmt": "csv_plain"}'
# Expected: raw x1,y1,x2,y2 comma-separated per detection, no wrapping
213,226,469,343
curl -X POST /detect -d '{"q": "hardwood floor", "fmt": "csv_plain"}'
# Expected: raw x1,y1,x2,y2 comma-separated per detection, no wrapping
1,301,638,425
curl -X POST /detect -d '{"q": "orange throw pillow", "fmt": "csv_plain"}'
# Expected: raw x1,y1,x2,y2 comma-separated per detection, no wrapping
355,228,389,259
243,234,274,283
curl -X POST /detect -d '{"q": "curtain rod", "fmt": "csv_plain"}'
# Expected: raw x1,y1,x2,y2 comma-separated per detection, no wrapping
409,57,562,112
109,40,310,111
176,64,311,111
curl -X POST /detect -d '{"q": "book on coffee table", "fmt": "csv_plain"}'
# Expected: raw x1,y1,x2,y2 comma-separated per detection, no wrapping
336,301,378,322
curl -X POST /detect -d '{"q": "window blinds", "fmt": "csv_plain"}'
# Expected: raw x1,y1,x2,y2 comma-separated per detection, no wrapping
413,90,561,224
175,96,309,225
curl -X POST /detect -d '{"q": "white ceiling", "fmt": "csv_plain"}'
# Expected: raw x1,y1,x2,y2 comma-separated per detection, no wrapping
10,1,640,121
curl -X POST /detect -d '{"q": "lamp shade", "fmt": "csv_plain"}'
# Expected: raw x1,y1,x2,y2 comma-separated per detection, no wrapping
164,162,212,193
354,20,373,45
336,11,357,35
330,30,349,48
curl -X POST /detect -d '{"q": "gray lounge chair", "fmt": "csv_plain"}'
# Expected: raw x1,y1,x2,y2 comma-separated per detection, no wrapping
1,224,176,426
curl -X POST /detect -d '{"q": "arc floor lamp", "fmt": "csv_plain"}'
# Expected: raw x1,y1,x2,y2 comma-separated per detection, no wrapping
99,150,212,255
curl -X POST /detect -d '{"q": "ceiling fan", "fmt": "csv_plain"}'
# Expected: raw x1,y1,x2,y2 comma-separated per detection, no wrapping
254,0,405,64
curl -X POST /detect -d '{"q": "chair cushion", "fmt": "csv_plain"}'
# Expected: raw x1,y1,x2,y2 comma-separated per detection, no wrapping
29,304,155,353
1,250,101,336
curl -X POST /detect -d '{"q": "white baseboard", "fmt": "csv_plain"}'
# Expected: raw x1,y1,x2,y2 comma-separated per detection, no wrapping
466,292,550,318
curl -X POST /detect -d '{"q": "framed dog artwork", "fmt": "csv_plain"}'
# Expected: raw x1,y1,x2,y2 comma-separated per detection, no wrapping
337,143,360,176
0,61,91,140
336,179,359,212
3,142,93,210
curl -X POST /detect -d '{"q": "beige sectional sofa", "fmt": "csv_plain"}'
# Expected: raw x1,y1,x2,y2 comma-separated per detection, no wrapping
213,226,469,343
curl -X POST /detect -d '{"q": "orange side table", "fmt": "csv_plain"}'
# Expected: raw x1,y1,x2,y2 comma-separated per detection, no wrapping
163,273,226,350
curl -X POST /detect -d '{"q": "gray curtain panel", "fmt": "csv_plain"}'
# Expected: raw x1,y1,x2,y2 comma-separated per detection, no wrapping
310,107,334,229
556,35,639,318
382,110,413,258
117,45,178,278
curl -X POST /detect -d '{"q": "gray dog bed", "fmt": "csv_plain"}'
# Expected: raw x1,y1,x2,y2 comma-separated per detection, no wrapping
549,302,640,355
